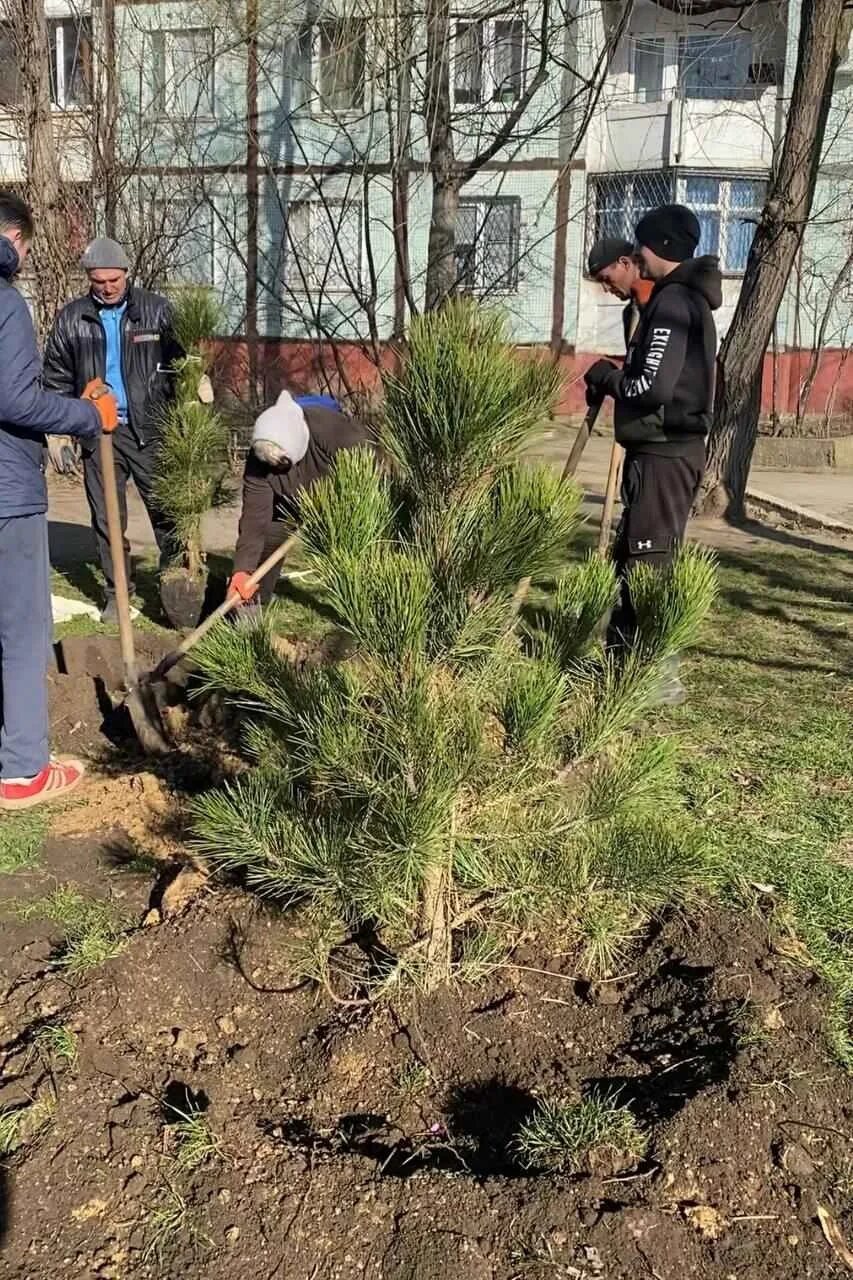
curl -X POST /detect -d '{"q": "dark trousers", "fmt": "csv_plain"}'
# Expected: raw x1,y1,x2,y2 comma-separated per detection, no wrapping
256,521,290,604
0,514,50,778
608,445,705,645
82,429,176,597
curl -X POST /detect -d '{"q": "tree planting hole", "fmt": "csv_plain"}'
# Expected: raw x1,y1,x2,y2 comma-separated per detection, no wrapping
270,1081,539,1180
161,1080,209,1121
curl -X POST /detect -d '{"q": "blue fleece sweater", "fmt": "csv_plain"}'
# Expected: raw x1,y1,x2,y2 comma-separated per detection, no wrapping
99,300,129,421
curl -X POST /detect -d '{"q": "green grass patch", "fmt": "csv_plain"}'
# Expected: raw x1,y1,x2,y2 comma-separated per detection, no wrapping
654,538,853,1063
33,1023,79,1068
15,886,128,975
514,1088,646,1172
165,1103,223,1173
0,810,49,873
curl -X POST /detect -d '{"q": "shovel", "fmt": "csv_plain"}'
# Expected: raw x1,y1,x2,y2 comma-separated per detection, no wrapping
561,400,602,480
147,532,300,686
99,429,172,755
101,422,299,753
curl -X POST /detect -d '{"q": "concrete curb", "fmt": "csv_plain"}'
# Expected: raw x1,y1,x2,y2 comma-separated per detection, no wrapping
745,486,853,537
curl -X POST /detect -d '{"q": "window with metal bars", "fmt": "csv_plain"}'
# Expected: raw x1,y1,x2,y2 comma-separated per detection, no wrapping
587,171,766,274
455,197,522,293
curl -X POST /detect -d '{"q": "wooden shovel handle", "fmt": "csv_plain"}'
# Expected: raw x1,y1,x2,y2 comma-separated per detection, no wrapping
562,401,602,480
597,442,624,559
99,432,138,685
152,533,300,679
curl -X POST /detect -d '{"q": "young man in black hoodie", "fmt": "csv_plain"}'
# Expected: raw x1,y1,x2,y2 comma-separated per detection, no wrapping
584,204,721,702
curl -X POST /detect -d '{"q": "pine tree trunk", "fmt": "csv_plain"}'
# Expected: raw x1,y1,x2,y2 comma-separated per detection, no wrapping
699,0,851,520
418,808,455,987
424,0,459,311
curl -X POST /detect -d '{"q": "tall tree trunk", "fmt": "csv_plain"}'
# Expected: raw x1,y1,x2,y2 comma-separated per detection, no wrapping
699,0,852,520
424,0,458,311
245,0,261,408
16,0,69,339
100,0,118,238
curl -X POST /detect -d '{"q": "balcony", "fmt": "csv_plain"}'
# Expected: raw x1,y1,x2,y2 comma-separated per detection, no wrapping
591,90,776,174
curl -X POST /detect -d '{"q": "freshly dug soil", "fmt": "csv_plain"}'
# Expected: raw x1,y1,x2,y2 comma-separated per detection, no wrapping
1,835,852,1280
49,632,177,758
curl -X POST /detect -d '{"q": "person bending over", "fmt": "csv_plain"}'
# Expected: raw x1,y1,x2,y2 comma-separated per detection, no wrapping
229,391,369,606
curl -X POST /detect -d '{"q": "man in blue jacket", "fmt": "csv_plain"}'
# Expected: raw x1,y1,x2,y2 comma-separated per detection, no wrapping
0,192,118,810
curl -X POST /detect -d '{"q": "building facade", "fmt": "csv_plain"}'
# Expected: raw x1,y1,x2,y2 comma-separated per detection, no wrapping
0,0,851,416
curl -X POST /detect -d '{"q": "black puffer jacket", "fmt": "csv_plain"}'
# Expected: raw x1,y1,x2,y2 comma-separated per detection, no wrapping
599,256,722,452
42,285,184,448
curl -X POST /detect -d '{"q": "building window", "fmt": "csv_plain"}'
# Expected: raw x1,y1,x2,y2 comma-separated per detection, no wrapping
682,174,764,271
0,20,90,108
313,19,366,112
453,14,524,105
677,32,753,100
284,199,362,293
149,28,215,118
588,171,673,248
49,18,92,108
631,36,664,103
152,199,215,287
456,197,521,293
0,26,19,106
588,171,765,274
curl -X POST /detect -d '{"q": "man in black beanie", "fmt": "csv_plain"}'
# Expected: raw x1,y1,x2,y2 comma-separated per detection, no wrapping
584,203,722,703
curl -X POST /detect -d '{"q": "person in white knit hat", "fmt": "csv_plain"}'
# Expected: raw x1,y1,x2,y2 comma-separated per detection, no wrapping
228,390,369,605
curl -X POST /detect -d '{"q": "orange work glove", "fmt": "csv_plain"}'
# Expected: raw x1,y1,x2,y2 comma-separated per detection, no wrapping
228,571,259,603
81,379,119,433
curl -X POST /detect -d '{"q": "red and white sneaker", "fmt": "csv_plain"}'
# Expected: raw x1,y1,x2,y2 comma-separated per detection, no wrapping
0,756,85,811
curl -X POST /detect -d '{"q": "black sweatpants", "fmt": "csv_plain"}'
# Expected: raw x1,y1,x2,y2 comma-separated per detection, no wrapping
608,443,705,645
82,428,177,597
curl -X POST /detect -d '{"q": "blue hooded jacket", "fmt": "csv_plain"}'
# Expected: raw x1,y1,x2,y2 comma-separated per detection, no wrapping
0,238,100,518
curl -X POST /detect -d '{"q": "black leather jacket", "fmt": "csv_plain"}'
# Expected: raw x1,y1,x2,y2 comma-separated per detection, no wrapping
42,285,184,448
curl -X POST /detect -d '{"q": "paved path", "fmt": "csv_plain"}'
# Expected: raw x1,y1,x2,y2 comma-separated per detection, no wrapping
47,427,850,573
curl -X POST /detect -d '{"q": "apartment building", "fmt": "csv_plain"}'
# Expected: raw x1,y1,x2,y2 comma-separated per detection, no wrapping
0,0,851,414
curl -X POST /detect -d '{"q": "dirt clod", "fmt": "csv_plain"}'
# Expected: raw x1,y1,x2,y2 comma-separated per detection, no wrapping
160,866,208,917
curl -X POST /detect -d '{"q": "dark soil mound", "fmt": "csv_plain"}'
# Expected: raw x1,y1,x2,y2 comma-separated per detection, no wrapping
1,847,852,1279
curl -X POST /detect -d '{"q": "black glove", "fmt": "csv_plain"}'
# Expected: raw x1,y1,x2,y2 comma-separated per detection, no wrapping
584,358,618,407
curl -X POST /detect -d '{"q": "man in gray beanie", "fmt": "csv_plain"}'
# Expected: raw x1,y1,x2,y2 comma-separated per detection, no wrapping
43,237,192,621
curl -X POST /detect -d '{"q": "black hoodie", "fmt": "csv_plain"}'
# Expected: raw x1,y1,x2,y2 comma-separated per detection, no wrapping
598,255,722,454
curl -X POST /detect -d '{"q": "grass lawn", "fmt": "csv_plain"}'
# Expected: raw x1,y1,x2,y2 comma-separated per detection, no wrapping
658,533,853,1062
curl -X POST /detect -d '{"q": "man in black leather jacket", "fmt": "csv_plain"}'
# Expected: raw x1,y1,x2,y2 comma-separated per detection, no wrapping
43,238,186,621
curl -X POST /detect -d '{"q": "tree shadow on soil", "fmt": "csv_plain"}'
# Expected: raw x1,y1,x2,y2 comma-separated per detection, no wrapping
589,959,741,1128
269,1080,539,1179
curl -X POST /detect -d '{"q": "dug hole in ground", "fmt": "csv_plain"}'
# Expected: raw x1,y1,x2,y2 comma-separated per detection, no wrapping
3,308,853,1278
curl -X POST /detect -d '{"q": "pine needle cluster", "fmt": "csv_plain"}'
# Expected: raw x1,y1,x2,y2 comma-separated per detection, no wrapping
153,288,231,574
191,300,717,990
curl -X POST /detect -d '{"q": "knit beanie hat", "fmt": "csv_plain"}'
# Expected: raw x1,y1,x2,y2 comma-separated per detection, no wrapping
251,390,310,467
80,237,131,272
587,236,634,277
635,205,701,263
